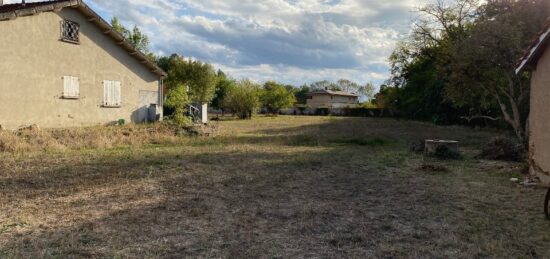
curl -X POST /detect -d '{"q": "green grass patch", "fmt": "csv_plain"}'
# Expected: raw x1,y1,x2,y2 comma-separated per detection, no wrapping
330,137,390,147
287,135,320,147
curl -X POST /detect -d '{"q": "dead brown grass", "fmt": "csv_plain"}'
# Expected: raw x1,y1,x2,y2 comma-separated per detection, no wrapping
0,123,217,153
0,116,548,258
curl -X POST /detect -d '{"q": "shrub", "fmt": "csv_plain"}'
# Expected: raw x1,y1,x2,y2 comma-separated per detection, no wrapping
164,84,192,125
477,136,524,162
166,57,218,103
223,79,261,119
410,139,425,153
431,145,463,160
261,81,296,114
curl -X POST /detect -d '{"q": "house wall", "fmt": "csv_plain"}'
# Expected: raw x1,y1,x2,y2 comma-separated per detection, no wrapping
306,94,358,108
530,45,550,185
0,8,161,129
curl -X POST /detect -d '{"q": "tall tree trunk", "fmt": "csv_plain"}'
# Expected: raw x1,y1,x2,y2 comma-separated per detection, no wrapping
496,94,525,146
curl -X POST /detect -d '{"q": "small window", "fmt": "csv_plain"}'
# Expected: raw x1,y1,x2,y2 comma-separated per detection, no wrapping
61,19,80,43
103,80,121,107
62,76,80,99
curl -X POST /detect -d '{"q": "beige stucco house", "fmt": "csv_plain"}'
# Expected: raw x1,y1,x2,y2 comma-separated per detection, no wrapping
517,19,550,186
306,89,359,108
0,0,166,129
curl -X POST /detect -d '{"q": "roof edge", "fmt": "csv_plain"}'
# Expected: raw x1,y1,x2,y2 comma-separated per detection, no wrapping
516,19,550,74
307,90,359,97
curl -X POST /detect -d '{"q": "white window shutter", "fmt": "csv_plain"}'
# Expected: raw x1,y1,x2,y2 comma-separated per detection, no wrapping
103,80,109,106
63,76,71,97
103,80,121,107
63,76,79,98
110,81,116,106
69,77,80,97
114,81,121,106
109,81,115,106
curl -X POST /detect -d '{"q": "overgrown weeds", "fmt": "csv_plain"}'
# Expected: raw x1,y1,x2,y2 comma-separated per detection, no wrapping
477,136,524,162
0,123,216,153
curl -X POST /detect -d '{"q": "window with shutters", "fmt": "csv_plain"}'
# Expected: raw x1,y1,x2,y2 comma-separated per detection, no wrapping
103,80,122,107
61,20,80,43
62,76,80,99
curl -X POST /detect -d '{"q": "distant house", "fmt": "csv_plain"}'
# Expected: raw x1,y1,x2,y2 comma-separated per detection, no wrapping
516,19,550,185
0,0,166,129
306,89,359,108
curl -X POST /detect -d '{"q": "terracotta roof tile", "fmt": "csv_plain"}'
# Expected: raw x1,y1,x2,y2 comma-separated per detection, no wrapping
0,0,70,13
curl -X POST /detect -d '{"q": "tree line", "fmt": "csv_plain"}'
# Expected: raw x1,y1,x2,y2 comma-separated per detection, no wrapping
110,0,550,143
110,17,375,122
374,0,549,144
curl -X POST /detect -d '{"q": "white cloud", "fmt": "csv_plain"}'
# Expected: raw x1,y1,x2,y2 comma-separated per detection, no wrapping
5,0,428,85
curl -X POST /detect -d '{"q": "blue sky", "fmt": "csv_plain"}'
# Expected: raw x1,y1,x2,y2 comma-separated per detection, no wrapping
8,0,427,86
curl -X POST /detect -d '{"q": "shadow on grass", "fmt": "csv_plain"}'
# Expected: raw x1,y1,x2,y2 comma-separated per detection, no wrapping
0,146,391,258
0,117,544,258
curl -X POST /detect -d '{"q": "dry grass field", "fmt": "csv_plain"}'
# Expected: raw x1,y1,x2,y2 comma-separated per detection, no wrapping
1,116,549,258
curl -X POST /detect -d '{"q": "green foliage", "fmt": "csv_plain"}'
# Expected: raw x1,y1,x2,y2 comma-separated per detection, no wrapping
117,119,125,126
379,0,549,134
261,81,296,114
360,102,378,109
211,70,237,111
111,17,127,37
444,0,548,143
166,57,218,103
111,17,152,59
294,85,311,104
164,84,192,125
223,79,261,119
310,80,339,91
156,54,179,73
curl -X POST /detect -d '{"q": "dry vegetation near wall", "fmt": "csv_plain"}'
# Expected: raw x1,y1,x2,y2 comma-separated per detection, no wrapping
0,123,217,153
0,116,549,258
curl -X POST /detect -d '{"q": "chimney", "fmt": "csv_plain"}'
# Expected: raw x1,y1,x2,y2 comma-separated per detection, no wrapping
0,0,3,6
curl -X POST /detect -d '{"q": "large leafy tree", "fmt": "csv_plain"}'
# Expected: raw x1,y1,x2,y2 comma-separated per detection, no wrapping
223,80,261,119
261,81,296,114
446,0,549,144
211,70,236,114
336,79,376,100
294,85,311,105
166,56,218,104
389,0,477,122
385,0,549,141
